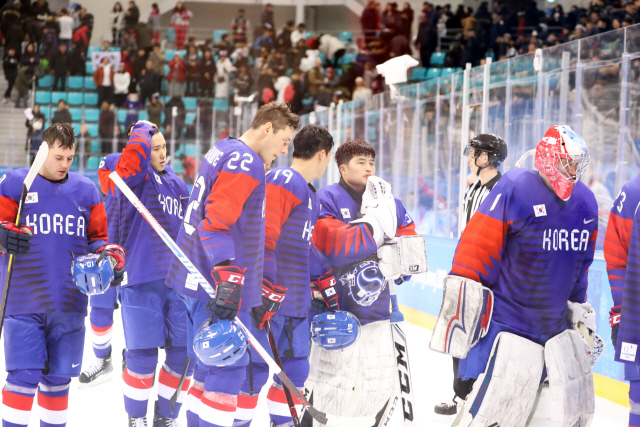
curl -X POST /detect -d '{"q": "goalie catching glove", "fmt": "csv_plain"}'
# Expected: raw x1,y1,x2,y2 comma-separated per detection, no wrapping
0,221,33,255
310,270,339,311
206,265,245,320
377,235,428,280
96,243,126,286
351,176,397,247
251,279,287,329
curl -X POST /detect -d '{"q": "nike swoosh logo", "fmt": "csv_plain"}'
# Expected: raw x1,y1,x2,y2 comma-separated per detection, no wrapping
584,219,595,224
72,363,80,368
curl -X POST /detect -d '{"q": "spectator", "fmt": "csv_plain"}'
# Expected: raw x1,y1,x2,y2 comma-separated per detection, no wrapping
111,2,125,46
232,64,253,97
132,48,147,87
41,26,59,59
149,43,165,80
171,1,193,50
179,153,195,184
94,57,115,106
215,50,234,100
72,23,90,57
257,67,275,105
363,61,378,87
288,39,307,70
200,49,216,97
288,72,304,114
32,0,51,21
146,93,163,126
400,2,414,37
79,7,94,42
276,20,294,51
148,3,161,44
50,43,71,91
381,2,400,32
163,96,186,138
231,8,249,45
216,33,233,53
316,34,346,66
123,92,142,129
58,8,73,50
133,19,153,52
252,26,275,56
352,76,372,100
99,100,116,154
415,11,437,67
261,3,275,30
140,60,160,105
20,43,39,72
69,41,86,75
168,52,185,97
3,8,24,54
316,82,333,107
76,124,92,167
28,116,45,163
26,105,45,153
125,1,140,32
14,65,33,108
113,62,131,106
52,99,72,124
121,31,138,52
3,47,18,104
274,70,292,104
290,23,307,46
307,58,324,97
389,29,412,57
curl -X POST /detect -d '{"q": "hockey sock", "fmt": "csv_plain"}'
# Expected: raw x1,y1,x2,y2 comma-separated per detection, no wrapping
629,380,640,427
37,376,70,427
156,347,195,419
233,358,269,427
185,380,204,427
2,370,39,427
89,307,114,359
232,393,259,427
266,382,304,427
123,348,158,418
199,391,237,427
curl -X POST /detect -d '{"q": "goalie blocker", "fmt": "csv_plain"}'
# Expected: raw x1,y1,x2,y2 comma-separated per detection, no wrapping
430,276,494,359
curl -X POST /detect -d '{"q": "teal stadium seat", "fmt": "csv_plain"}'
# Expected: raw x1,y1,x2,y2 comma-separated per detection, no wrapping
85,61,93,74
430,52,446,66
185,112,196,125
51,92,67,104
86,124,98,137
409,67,427,81
214,98,229,111
88,46,100,55
176,50,186,57
183,97,197,110
38,75,52,88
340,53,357,65
90,140,101,153
84,108,100,122
138,111,148,121
84,92,98,105
117,109,127,123
35,91,51,104
84,76,96,90
68,76,83,90
67,92,83,106
165,50,175,61
440,67,458,77
161,79,169,92
339,31,352,44
68,108,82,121
86,157,100,169
213,30,226,44
109,47,121,52
426,68,441,80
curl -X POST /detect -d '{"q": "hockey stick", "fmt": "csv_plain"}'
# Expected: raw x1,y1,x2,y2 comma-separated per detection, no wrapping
266,321,301,427
388,280,415,426
169,356,191,413
108,172,375,427
0,143,49,338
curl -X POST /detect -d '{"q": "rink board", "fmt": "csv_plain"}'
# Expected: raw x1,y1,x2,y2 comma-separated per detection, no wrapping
396,236,630,407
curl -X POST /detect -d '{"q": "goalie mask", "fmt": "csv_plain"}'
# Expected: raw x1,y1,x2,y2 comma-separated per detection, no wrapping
339,259,386,306
534,125,589,201
72,252,114,296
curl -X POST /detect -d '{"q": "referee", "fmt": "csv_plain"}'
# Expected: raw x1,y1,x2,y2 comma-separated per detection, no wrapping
434,133,508,418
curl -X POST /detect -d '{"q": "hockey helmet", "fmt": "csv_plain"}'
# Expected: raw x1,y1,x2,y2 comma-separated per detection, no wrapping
339,259,386,307
463,134,508,174
310,310,361,350
194,319,248,366
534,125,589,201
72,252,114,296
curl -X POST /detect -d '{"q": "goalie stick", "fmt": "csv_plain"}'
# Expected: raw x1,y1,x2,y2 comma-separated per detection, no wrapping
0,143,49,338
109,171,375,427
388,280,415,426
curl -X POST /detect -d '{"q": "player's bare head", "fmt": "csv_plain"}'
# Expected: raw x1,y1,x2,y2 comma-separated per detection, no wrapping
40,123,75,181
292,125,334,179
249,102,300,164
336,140,376,190
149,132,167,172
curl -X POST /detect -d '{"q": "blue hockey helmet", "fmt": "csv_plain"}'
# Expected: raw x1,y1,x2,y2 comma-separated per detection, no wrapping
310,310,361,350
72,252,114,296
339,259,386,306
194,319,248,366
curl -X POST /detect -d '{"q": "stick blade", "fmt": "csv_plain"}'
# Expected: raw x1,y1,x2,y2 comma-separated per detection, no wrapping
322,413,377,427
24,143,49,190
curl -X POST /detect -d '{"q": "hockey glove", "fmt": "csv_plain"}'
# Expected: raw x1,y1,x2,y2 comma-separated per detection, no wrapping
251,279,287,329
311,271,340,311
351,176,397,247
610,306,621,348
206,266,245,320
96,243,126,286
0,221,33,255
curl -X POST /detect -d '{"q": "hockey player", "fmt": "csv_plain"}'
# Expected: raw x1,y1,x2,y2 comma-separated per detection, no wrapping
0,123,124,427
98,121,193,427
433,125,597,426
434,133,507,418
604,173,640,425
304,139,417,426
165,102,299,427
232,124,334,427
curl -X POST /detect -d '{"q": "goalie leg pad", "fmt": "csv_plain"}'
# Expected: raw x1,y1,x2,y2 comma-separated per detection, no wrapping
377,235,428,280
304,320,396,426
458,332,544,427
430,275,494,358
541,329,594,427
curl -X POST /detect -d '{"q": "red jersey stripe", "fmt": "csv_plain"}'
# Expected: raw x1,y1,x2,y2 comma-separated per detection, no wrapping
201,170,260,233
88,203,109,243
0,195,18,222
265,183,302,253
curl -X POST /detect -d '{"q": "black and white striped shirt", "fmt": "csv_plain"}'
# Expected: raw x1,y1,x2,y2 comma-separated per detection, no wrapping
462,172,502,228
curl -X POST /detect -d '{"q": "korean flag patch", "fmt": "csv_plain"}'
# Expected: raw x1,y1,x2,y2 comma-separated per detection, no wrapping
25,192,38,204
341,208,351,219
533,204,546,217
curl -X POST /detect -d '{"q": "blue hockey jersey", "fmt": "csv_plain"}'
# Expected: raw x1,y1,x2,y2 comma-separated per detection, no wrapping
166,137,266,309
0,170,108,315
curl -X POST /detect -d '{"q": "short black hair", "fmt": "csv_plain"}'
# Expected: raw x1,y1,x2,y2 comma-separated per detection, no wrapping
335,140,375,167
42,123,75,149
292,125,334,160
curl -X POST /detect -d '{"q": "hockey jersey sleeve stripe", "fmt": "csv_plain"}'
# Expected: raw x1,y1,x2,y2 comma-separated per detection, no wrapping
200,170,260,233
604,211,632,306
87,202,109,246
396,223,417,236
98,167,114,196
312,216,377,266
265,183,302,254
0,195,18,222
